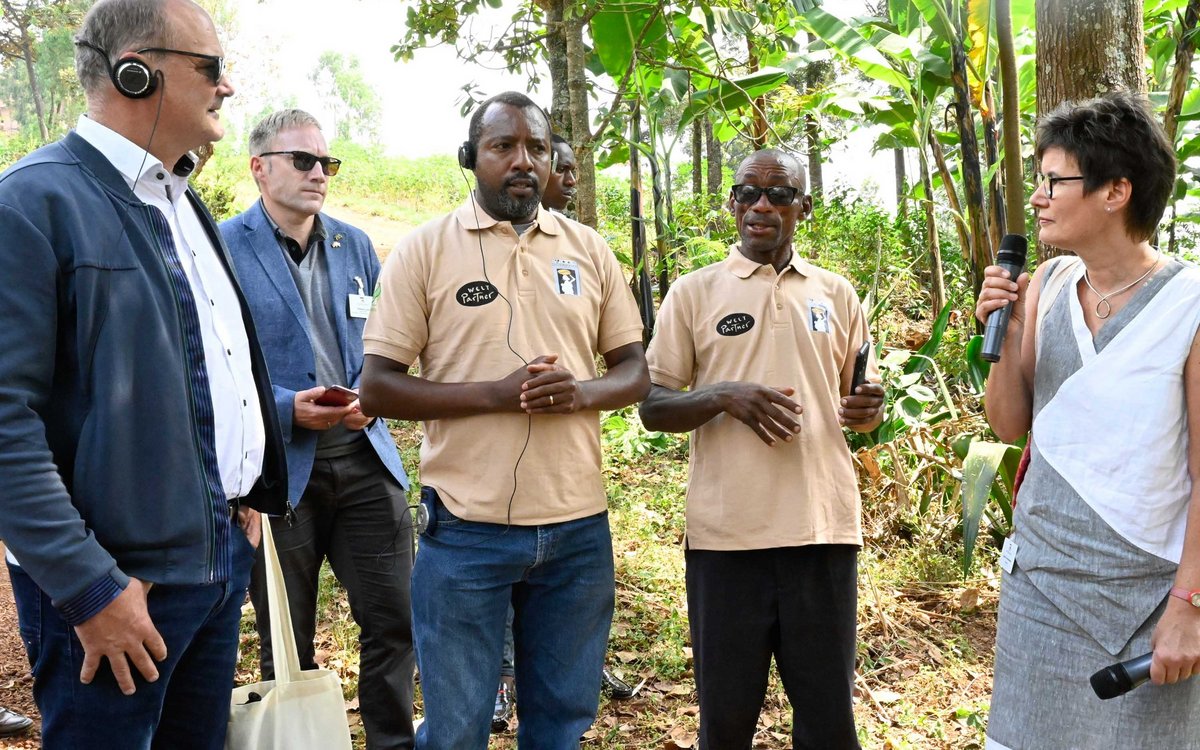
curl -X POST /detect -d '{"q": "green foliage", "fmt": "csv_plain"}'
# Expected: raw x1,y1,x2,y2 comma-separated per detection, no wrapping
601,407,673,460
958,439,1018,576
327,142,469,213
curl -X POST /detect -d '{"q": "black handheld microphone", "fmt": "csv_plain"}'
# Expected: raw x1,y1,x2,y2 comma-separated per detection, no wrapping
1090,652,1153,700
980,234,1028,363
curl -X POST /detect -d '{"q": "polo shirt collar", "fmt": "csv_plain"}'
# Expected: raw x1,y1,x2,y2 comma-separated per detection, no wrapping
453,199,561,236
725,244,813,279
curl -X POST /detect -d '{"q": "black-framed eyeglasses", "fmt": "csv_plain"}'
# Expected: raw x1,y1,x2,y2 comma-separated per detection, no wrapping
259,150,342,176
1035,173,1084,200
137,47,225,86
731,184,801,207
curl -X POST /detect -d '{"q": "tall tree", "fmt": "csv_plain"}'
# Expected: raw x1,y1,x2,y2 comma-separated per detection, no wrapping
1036,0,1144,257
309,52,382,144
0,0,80,142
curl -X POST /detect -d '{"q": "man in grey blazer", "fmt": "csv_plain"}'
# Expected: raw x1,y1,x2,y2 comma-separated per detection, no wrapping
220,109,414,750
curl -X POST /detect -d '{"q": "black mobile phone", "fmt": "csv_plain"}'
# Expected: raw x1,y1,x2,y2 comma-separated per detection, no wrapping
851,341,871,393
314,385,357,407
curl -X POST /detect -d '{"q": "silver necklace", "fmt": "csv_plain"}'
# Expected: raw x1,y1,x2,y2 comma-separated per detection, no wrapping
1082,251,1161,319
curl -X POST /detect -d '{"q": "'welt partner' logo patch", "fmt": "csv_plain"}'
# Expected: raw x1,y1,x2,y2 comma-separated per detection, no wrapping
456,281,499,307
716,313,755,336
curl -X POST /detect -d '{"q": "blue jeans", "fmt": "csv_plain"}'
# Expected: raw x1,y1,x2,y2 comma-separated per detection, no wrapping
9,532,255,750
413,489,613,749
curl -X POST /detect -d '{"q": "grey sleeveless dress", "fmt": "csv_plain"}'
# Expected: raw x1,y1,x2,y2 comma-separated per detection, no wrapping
986,258,1200,750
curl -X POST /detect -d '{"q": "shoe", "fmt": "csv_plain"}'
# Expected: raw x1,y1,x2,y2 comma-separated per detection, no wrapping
490,680,513,732
600,666,634,699
0,707,32,737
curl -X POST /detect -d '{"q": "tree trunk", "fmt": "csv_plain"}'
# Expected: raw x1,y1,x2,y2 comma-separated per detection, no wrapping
1036,0,1144,259
648,140,671,302
803,32,828,200
895,148,907,221
805,113,823,200
746,39,768,149
996,0,1026,237
928,132,973,266
19,35,49,142
545,1,570,139
950,6,991,299
1162,0,1200,254
918,148,947,316
691,116,703,196
563,12,597,228
1164,0,1200,145
982,85,1005,250
705,119,722,197
629,103,654,342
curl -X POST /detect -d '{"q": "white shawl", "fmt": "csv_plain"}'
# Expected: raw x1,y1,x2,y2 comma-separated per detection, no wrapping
1033,260,1200,562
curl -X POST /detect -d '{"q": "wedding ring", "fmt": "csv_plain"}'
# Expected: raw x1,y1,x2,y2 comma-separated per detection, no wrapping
549,395,555,406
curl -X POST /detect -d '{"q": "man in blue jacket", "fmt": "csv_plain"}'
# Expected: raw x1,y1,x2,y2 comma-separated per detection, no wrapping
221,109,414,749
0,0,287,747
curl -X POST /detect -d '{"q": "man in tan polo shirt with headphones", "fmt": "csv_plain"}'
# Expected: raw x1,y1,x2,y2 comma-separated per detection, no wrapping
360,91,649,748
640,149,885,749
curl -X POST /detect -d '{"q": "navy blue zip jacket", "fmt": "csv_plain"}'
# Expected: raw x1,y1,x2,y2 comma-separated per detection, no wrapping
0,132,287,623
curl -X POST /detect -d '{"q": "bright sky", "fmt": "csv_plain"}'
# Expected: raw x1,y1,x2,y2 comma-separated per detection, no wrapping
222,0,893,209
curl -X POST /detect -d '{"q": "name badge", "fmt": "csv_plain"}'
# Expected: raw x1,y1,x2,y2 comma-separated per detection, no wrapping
999,536,1018,574
349,294,372,319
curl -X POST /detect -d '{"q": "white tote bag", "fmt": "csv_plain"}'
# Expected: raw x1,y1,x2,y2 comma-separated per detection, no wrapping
225,519,353,750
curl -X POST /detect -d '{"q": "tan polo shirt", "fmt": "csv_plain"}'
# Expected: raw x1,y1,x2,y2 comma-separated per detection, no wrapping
646,246,878,551
364,201,644,525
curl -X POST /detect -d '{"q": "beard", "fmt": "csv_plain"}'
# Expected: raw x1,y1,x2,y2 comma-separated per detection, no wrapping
479,173,542,221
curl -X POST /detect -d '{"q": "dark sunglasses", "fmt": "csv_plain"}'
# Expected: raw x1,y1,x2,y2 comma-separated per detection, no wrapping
137,47,225,86
731,184,801,206
259,150,342,176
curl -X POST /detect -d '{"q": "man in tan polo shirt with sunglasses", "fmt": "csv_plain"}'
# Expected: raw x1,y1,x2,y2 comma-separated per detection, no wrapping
640,149,885,750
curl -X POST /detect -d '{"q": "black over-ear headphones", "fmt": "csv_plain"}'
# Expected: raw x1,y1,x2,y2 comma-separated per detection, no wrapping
457,140,476,170
76,39,158,99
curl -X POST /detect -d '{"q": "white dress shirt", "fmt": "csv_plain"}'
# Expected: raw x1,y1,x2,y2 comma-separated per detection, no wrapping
76,116,265,500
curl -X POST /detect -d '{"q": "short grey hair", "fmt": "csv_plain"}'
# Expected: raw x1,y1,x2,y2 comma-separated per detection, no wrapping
249,109,324,155
75,0,173,95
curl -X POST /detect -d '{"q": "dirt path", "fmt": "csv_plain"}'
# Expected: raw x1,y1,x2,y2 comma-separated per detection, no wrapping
0,545,39,748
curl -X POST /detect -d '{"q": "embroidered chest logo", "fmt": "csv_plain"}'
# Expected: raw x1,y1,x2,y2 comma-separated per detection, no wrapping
716,313,755,336
808,299,832,333
553,259,581,296
456,281,499,307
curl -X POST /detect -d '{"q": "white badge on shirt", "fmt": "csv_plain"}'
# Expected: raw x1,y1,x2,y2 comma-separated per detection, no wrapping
553,259,581,296
999,536,1018,573
349,275,372,319
807,298,832,333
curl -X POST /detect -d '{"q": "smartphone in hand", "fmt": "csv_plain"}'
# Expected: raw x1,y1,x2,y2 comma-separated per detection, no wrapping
850,341,871,394
314,385,358,407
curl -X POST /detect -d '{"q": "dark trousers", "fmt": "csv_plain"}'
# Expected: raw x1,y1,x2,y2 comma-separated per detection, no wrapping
685,544,860,750
9,533,255,750
249,444,415,750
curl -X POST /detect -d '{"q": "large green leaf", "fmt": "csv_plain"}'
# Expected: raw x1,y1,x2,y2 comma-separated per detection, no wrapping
680,68,790,127
589,1,668,82
800,7,911,90
911,0,957,45
965,334,991,394
961,441,1020,576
